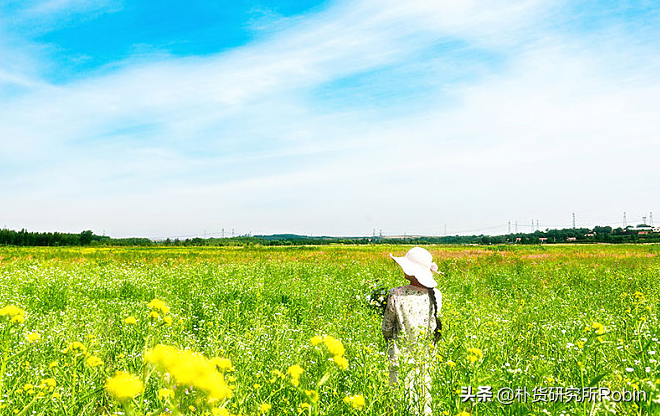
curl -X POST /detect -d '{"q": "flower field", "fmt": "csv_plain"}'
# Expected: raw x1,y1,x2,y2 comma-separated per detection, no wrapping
0,244,658,415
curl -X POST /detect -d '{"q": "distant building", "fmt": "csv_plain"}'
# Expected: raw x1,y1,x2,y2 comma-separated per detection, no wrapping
567,237,577,242
539,237,548,243
584,233,595,237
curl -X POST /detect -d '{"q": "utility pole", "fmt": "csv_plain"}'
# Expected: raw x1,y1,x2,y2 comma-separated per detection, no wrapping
623,212,627,228
232,229,235,238
531,220,534,232
651,212,654,226
373,229,375,237
222,228,225,238
379,229,382,238
508,221,511,234
536,220,539,231
572,213,576,229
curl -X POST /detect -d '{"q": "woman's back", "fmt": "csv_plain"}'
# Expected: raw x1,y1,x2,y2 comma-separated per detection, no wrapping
382,285,442,348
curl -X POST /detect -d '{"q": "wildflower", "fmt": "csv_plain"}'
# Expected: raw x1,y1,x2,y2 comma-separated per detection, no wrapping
0,305,25,324
287,364,304,386
446,360,456,368
163,316,173,326
39,378,56,391
597,336,605,343
51,392,61,400
125,316,137,325
310,335,323,346
49,361,58,369
189,405,195,412
253,383,261,389
148,299,170,314
467,348,483,363
86,355,104,368
145,344,232,402
332,355,348,370
576,341,585,349
212,408,230,416
211,357,234,372
305,389,319,403
343,394,366,410
64,342,87,355
27,332,41,343
105,371,144,401
259,403,272,413
456,412,471,416
149,311,160,319
158,388,174,400
592,322,605,335
323,336,345,357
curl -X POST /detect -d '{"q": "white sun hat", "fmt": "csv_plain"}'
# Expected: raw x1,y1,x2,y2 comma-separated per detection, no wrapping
390,247,439,288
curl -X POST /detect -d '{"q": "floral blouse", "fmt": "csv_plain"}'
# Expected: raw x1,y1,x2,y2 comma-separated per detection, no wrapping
382,285,442,364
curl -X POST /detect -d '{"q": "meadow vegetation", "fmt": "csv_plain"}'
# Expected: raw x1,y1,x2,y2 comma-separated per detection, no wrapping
0,244,658,415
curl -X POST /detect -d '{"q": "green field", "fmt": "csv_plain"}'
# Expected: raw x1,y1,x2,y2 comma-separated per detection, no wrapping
0,245,658,415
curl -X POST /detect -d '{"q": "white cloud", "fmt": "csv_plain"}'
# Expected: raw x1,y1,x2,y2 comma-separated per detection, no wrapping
1,0,659,236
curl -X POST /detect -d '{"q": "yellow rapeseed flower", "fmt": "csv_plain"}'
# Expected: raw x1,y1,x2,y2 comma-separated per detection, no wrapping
64,342,87,355
456,412,471,416
343,394,365,410
212,408,230,416
48,361,58,369
158,388,174,400
105,371,144,401
287,364,304,386
592,322,605,335
211,357,234,372
148,311,160,319
147,299,170,314
86,355,104,368
145,344,232,402
446,360,456,368
467,348,483,363
259,403,272,413
27,332,41,343
310,335,323,346
323,336,345,357
124,316,137,325
305,390,319,403
163,316,173,326
332,355,348,370
0,305,26,324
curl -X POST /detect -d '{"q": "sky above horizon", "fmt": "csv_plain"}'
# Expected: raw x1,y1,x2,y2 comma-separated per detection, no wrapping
1,0,659,238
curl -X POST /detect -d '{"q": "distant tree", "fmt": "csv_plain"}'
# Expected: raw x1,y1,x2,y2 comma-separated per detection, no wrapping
80,230,94,245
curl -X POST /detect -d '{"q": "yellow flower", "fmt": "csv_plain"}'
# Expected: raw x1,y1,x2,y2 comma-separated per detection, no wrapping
105,371,144,401
147,299,170,314
124,316,137,325
467,348,483,363
592,322,605,335
545,376,554,383
51,392,61,400
446,360,456,368
259,403,272,413
310,335,323,346
253,383,262,389
298,403,311,412
64,342,87,355
86,355,104,368
148,311,160,319
145,344,232,402
576,341,585,349
212,408,230,416
211,357,234,372
39,378,56,390
158,388,174,400
287,364,304,386
48,361,58,369
332,355,348,370
189,405,196,412
323,336,345,357
163,316,173,326
343,394,365,410
597,336,604,343
456,412,471,416
27,332,41,343
0,305,26,324
305,389,319,403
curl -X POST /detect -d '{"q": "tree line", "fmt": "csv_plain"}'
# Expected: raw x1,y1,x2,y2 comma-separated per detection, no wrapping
1,225,658,247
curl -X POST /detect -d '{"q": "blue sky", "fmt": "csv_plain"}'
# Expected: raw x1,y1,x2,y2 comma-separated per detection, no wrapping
1,0,659,238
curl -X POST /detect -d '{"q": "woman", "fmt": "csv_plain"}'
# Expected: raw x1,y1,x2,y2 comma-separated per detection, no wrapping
382,247,441,416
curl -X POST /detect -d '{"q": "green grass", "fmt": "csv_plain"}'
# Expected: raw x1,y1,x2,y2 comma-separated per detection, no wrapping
0,244,658,415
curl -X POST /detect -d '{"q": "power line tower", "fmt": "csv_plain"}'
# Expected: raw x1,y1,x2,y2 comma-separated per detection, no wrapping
232,229,235,238
536,219,540,231
379,229,382,238
222,228,225,238
623,212,627,228
651,212,654,226
515,221,518,233
531,220,534,232
572,213,576,229
508,221,511,234
643,216,647,225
